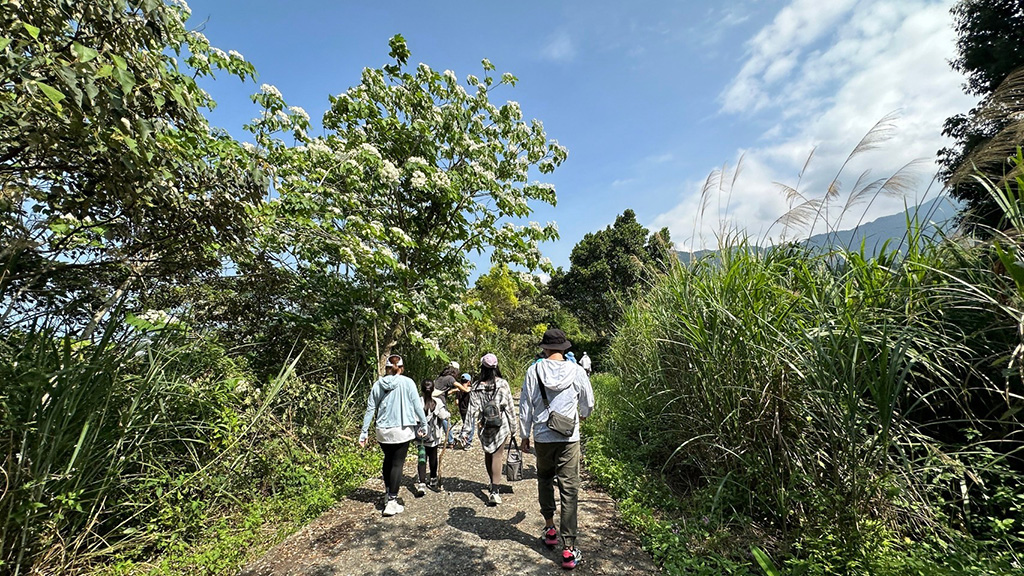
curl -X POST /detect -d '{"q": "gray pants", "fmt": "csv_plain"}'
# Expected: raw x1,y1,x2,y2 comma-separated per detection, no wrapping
535,441,580,548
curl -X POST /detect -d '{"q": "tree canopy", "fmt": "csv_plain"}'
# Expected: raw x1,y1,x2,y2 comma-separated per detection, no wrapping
549,209,672,338
938,0,1024,227
246,35,566,369
1,0,265,333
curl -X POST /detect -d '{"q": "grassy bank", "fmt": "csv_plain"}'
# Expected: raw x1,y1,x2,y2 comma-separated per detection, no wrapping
0,319,379,575
584,224,1024,574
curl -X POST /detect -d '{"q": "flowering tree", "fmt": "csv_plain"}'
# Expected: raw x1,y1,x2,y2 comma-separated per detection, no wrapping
249,35,565,371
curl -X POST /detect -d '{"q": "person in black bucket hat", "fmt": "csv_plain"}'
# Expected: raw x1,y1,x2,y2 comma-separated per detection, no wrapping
518,327,594,569
537,328,572,351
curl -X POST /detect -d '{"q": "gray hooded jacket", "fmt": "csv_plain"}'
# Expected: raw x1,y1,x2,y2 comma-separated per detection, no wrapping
518,358,595,443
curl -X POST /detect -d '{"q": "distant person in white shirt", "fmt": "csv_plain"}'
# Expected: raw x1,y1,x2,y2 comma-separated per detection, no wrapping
579,352,592,376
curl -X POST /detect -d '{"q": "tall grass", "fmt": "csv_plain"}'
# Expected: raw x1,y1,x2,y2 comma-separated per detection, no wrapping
609,214,1023,565
0,317,297,575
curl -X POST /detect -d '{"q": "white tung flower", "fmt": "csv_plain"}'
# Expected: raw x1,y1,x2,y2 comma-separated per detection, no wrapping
228,49,244,61
359,143,382,159
260,83,283,99
405,156,427,168
433,171,450,188
171,0,191,15
288,106,310,122
410,171,427,189
380,160,400,184
210,47,227,60
443,69,457,83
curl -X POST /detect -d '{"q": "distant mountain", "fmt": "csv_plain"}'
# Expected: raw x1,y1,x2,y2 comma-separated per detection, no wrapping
675,197,961,263
800,197,960,255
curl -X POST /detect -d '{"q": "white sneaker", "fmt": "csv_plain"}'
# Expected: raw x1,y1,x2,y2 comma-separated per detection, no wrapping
414,482,426,496
489,491,502,505
382,498,404,516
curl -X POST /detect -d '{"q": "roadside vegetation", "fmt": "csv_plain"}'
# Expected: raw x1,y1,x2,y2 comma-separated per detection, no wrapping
3,1,1023,575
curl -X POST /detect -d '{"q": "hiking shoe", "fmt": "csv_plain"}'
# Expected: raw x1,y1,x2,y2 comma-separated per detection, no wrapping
542,526,559,547
382,498,404,517
414,482,426,497
428,477,439,490
488,491,502,505
561,547,582,570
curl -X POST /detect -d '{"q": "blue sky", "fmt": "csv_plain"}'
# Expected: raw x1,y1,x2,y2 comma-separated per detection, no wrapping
185,0,973,271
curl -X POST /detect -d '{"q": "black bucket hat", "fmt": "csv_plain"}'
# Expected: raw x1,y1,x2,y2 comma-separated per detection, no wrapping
538,328,572,351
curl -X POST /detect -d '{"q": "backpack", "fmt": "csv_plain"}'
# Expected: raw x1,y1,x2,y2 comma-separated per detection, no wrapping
479,387,503,431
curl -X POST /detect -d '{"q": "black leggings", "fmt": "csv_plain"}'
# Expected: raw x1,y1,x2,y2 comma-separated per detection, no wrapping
417,444,439,482
380,441,410,497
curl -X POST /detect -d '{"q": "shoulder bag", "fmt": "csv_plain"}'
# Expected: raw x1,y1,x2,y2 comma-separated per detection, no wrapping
537,368,576,437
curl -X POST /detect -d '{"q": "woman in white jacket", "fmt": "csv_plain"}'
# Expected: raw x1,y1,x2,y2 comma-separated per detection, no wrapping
461,353,515,505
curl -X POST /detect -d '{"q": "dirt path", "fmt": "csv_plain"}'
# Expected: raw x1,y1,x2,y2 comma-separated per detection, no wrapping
240,425,660,576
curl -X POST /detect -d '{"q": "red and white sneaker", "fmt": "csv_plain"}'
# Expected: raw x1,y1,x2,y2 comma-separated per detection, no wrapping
542,525,558,547
561,547,582,570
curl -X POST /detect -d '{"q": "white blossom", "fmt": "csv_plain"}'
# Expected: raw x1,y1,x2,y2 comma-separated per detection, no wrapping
210,47,227,60
405,156,428,168
443,69,457,83
228,49,244,61
288,106,310,122
433,171,450,188
170,0,191,15
359,143,382,159
390,226,413,244
380,160,400,184
502,72,515,84
241,142,257,153
410,171,427,189
260,83,283,99
307,139,331,154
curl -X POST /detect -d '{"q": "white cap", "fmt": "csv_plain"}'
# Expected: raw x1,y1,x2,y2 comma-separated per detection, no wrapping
449,361,460,370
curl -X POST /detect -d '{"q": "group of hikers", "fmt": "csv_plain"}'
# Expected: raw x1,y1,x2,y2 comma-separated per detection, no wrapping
358,328,595,570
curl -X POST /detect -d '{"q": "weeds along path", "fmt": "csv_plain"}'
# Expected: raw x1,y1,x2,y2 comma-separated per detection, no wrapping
240,420,659,575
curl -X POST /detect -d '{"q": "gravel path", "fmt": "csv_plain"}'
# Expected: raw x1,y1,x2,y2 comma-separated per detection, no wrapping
239,428,660,576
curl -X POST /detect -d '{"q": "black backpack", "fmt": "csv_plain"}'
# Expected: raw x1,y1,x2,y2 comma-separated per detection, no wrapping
479,387,503,431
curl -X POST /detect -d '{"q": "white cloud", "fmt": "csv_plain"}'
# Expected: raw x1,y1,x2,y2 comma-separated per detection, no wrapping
541,31,577,62
645,153,674,164
654,0,975,249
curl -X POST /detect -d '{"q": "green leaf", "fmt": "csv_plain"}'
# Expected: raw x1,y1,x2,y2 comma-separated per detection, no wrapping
22,23,40,40
0,37,11,52
96,64,113,78
111,54,127,70
751,546,781,576
35,81,66,107
72,42,99,63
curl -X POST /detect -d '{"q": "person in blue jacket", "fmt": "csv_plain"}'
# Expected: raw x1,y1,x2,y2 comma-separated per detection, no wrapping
359,354,427,517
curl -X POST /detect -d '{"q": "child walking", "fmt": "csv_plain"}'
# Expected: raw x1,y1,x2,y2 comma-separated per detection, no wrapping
415,379,449,495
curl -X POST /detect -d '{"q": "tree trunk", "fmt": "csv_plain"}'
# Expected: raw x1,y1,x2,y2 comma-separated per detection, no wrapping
376,312,405,376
